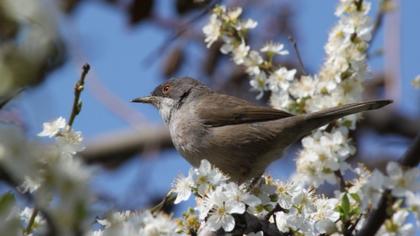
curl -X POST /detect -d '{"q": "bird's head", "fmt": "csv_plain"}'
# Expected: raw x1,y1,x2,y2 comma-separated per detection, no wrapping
131,77,208,124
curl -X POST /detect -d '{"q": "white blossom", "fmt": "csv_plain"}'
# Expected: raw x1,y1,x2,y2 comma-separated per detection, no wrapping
268,67,296,92
38,117,66,137
236,19,258,31
172,172,194,204
275,211,289,233
224,182,261,207
224,7,242,21
406,192,420,226
359,169,386,209
312,198,339,234
232,41,250,65
386,162,420,197
412,75,420,89
193,159,228,196
289,75,316,99
260,42,289,56
203,187,245,232
244,50,263,76
250,72,268,99
94,211,180,236
203,14,222,48
376,210,415,236
19,175,42,193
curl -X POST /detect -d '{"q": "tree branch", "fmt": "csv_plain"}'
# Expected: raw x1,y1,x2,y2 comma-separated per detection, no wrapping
0,89,24,109
361,110,420,139
80,126,173,167
68,63,90,128
356,133,420,236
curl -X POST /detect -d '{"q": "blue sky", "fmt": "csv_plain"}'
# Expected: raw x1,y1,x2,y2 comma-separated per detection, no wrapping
15,0,420,224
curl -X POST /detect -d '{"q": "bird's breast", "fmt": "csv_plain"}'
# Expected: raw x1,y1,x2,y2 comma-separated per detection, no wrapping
168,110,208,167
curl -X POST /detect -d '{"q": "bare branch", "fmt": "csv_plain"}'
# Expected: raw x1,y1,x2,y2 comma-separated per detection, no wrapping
80,126,173,167
361,110,420,138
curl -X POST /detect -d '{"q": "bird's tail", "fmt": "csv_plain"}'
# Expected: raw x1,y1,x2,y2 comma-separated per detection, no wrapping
296,99,392,136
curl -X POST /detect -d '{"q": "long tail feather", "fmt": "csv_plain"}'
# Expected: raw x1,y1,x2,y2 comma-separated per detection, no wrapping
296,99,392,137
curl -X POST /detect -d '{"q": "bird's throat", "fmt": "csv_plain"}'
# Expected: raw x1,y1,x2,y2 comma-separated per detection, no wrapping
158,97,177,125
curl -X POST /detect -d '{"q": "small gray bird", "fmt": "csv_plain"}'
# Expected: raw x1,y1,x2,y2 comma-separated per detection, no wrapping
132,77,391,183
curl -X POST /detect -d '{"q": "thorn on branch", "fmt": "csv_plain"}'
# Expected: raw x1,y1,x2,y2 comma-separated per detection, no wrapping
68,63,90,128
287,35,307,76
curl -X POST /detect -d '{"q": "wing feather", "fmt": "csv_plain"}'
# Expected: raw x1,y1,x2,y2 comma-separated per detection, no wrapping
195,93,293,127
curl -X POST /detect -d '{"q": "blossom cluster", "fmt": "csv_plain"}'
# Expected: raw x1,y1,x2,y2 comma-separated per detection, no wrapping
167,159,420,235
199,0,420,234
171,159,340,235
0,117,91,235
202,5,293,100
291,0,374,187
89,211,180,236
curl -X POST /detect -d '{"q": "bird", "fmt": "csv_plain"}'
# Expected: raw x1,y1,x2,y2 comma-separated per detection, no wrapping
132,77,392,183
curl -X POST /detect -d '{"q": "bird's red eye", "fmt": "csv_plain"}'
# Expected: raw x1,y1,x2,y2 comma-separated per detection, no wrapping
162,85,170,94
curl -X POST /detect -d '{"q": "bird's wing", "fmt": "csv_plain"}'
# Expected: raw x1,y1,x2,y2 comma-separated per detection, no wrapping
195,93,294,127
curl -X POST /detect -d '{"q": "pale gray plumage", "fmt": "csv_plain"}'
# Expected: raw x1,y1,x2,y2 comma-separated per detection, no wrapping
132,77,392,183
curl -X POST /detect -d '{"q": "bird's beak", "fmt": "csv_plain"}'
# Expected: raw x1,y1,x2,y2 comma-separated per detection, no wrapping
131,96,156,104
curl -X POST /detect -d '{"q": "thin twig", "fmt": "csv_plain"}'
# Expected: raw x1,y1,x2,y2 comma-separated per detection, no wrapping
0,89,24,109
348,214,363,233
143,0,222,65
26,64,90,235
368,0,387,51
68,63,90,128
25,208,39,234
288,35,307,75
334,170,347,192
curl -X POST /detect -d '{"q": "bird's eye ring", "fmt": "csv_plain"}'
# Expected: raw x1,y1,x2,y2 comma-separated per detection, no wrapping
162,85,170,94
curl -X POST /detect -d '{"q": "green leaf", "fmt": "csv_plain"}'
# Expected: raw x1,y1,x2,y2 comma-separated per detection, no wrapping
350,206,361,216
341,194,350,221
350,193,361,203
0,192,15,214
